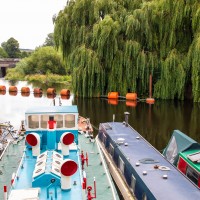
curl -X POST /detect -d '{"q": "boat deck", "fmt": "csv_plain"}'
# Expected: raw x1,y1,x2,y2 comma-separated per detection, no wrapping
100,122,200,200
78,132,119,200
0,131,119,200
9,147,83,199
0,139,25,200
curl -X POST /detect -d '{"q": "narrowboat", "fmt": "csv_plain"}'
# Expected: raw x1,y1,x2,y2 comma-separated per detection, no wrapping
97,112,200,200
2,105,119,200
163,130,200,188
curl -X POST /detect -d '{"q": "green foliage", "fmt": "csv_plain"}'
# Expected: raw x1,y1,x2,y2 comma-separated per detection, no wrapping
188,33,200,102
5,46,70,85
154,49,186,100
1,37,20,58
43,33,55,47
54,0,200,101
25,74,71,84
4,67,25,81
23,46,66,75
0,47,8,58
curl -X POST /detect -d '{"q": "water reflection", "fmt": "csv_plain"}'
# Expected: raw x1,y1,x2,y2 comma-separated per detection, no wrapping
74,98,200,151
0,79,199,151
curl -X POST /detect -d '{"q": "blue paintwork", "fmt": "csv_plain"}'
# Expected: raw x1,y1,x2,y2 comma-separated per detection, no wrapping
12,148,82,199
9,105,83,199
98,122,200,200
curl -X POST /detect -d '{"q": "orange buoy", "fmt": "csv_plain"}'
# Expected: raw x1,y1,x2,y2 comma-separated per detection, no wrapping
34,88,43,94
0,85,6,91
0,90,6,95
21,87,30,93
126,93,137,101
9,86,17,92
126,100,137,107
60,95,70,100
146,98,155,104
108,99,118,105
47,88,56,95
47,93,56,99
21,92,30,97
34,93,42,98
9,91,17,96
108,92,119,99
60,89,70,96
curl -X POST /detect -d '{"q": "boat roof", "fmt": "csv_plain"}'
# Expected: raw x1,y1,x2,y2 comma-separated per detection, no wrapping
25,105,78,114
100,122,200,200
163,130,200,165
180,149,200,172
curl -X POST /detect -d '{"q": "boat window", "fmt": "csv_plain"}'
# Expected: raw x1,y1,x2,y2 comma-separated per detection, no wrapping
28,115,39,129
109,143,114,157
119,156,125,174
54,115,63,128
65,114,75,128
165,136,178,164
186,165,199,185
131,175,136,193
41,115,49,128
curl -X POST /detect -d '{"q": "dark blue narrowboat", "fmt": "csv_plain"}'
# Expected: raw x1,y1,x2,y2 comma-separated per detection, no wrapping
97,113,200,200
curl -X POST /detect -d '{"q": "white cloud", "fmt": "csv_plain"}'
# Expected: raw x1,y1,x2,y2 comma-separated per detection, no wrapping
0,0,67,49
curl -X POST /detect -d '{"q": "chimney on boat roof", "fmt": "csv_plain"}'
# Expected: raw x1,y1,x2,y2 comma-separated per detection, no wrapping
124,112,130,127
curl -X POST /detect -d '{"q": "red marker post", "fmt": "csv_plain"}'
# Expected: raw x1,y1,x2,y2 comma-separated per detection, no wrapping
4,185,7,200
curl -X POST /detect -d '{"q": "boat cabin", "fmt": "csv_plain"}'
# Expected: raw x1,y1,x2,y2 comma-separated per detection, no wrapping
178,150,200,187
25,106,79,147
163,130,200,188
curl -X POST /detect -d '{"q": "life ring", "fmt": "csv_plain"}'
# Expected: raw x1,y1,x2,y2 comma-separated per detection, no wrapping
158,166,170,171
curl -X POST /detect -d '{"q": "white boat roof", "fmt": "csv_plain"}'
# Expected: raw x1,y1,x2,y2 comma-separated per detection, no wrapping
8,188,40,200
25,105,78,114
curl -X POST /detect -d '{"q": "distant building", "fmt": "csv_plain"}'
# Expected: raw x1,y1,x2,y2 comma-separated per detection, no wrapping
0,58,20,77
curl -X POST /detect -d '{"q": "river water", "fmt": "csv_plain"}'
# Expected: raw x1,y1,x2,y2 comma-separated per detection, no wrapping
0,79,199,151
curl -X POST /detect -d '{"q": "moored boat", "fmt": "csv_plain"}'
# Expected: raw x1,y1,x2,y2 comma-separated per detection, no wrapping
97,112,200,200
1,105,119,200
163,130,200,188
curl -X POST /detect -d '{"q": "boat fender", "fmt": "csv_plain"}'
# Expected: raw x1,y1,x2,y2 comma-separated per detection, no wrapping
60,159,78,190
60,132,74,156
26,132,40,156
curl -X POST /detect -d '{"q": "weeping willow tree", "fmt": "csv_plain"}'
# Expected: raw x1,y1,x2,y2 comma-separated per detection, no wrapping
54,0,200,102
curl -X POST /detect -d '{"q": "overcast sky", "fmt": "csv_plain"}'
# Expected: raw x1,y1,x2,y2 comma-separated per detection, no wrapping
0,0,67,49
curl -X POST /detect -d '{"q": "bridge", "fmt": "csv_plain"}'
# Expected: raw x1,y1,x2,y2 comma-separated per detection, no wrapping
0,58,20,77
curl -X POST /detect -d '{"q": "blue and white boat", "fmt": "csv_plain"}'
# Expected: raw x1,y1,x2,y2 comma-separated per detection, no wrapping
3,105,119,200
97,112,200,200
